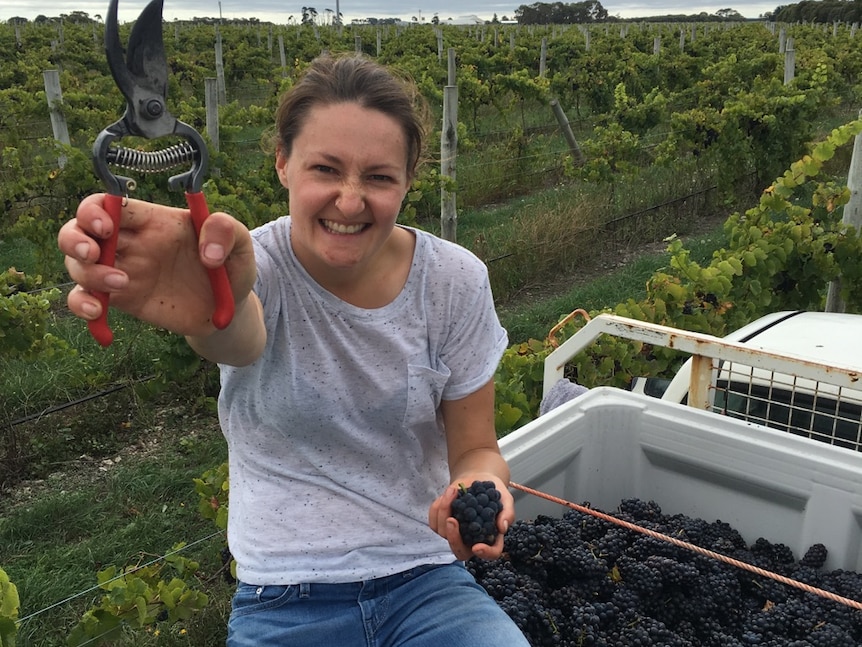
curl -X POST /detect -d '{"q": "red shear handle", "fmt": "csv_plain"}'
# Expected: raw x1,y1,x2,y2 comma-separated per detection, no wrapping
186,191,235,329
87,193,123,347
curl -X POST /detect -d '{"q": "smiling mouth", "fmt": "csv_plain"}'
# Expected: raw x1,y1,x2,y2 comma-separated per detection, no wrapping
322,219,367,235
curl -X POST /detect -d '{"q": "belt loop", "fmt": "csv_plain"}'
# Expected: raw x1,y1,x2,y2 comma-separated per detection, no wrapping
299,582,310,599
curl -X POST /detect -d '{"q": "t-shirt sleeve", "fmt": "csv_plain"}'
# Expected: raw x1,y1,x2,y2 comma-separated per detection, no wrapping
438,253,508,402
249,219,287,324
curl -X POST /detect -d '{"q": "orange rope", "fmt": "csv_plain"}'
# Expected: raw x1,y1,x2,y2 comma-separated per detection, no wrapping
509,481,862,611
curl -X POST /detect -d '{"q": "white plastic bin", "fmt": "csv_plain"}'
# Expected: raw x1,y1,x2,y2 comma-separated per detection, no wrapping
500,387,862,571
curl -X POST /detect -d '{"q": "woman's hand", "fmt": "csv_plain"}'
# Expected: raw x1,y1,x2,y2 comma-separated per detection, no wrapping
431,381,516,561
429,475,513,561
59,193,256,339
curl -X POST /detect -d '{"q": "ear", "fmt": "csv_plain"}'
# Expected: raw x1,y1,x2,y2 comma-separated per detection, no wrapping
275,149,290,189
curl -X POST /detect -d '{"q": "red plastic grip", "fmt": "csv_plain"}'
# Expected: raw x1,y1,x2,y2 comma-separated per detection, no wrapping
186,191,235,329
87,193,123,347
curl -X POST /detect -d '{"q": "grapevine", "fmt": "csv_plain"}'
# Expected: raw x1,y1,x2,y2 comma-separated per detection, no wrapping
4,15,862,645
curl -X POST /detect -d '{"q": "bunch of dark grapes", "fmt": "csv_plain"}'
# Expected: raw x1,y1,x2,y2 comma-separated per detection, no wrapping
467,498,862,646
451,480,502,546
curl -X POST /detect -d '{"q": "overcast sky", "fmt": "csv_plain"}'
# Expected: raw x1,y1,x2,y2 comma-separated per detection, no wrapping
1,1,779,23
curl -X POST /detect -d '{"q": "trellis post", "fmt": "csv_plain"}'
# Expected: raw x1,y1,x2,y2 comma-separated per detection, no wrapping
441,48,458,242
42,70,71,168
826,111,862,312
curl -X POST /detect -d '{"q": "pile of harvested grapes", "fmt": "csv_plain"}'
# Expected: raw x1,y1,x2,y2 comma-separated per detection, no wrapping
468,499,862,646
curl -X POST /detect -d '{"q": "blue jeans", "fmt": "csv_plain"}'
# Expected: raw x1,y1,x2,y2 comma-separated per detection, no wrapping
227,562,530,647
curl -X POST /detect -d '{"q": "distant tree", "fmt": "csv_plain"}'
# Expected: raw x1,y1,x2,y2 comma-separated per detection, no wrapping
587,0,607,20
301,6,318,24
515,1,607,24
714,8,744,19
7,16,29,24
773,0,862,23
57,11,95,23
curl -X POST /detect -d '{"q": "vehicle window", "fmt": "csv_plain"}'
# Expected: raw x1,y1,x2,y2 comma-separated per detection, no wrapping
642,377,672,398
713,381,862,451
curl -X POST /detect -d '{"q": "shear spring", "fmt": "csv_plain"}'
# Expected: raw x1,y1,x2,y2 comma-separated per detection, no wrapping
106,141,196,173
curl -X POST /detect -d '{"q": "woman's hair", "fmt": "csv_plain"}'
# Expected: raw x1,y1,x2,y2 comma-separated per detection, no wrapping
271,53,430,177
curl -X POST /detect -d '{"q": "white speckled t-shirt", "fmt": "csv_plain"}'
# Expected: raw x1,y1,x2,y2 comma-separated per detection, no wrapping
217,216,508,585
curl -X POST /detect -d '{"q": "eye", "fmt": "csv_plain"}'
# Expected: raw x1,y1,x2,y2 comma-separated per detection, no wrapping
314,165,336,174
369,174,394,183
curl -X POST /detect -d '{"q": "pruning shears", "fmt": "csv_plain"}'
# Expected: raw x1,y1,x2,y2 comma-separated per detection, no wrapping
89,0,234,346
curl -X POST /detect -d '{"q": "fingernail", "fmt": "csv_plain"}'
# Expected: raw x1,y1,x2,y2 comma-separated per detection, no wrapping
502,519,509,532
203,243,225,262
75,242,90,260
92,219,104,237
81,301,99,318
105,273,127,289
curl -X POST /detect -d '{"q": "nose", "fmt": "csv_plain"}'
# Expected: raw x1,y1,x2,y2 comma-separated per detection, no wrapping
335,182,365,216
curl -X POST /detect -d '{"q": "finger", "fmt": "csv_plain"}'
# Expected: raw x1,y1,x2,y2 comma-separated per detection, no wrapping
446,517,472,561
64,245,129,290
430,484,458,534
197,211,238,269
74,193,119,240
472,526,506,561
67,284,105,321
58,219,101,265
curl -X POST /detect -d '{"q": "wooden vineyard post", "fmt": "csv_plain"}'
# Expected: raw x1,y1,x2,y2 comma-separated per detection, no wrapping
551,99,584,166
205,78,220,153
42,69,71,168
441,48,458,243
826,111,862,312
539,37,547,78
278,34,287,77
784,37,795,85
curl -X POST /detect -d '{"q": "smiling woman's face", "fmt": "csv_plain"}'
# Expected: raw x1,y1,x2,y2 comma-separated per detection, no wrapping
275,101,412,279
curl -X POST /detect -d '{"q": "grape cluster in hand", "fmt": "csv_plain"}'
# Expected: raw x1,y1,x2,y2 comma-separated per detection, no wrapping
468,498,861,646
451,480,502,547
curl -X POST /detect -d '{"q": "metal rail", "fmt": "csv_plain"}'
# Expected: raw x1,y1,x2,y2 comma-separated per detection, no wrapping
543,314,862,448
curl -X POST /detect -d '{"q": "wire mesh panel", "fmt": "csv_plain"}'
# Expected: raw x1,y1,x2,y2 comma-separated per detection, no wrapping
543,313,862,452
710,361,862,451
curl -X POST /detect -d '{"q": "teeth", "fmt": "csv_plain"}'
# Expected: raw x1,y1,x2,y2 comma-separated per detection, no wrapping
323,220,365,234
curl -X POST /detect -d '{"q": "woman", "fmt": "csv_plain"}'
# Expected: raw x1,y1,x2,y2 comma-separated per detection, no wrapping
59,53,529,647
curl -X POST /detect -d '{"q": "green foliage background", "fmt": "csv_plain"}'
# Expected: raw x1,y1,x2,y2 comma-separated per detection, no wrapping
3,13,862,645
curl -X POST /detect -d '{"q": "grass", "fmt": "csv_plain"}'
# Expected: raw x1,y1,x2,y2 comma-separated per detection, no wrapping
0,398,232,646
497,219,729,342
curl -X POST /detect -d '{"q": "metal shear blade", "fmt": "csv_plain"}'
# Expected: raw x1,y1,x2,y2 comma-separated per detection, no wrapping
96,0,208,195
105,0,172,141
88,0,234,347
107,0,168,114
